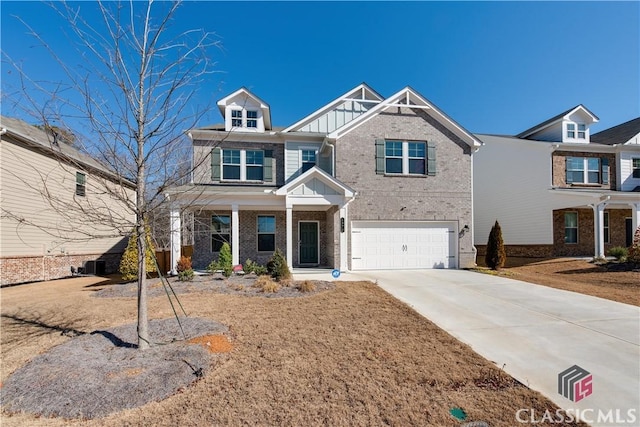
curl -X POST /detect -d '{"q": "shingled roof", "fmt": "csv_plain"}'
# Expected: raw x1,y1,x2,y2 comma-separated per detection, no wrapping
591,117,640,146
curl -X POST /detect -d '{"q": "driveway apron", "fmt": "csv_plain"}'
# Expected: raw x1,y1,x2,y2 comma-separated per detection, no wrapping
350,269,640,427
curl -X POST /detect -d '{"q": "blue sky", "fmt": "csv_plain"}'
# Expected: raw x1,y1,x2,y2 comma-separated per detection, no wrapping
1,1,638,135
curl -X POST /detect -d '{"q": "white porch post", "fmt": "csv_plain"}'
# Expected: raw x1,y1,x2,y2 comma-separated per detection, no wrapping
286,204,293,269
593,202,607,258
632,202,640,235
339,203,349,271
231,204,239,266
169,207,181,275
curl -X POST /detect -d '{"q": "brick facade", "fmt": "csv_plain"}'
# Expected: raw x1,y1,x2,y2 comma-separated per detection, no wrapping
334,107,476,268
0,252,122,286
552,151,617,189
552,208,632,256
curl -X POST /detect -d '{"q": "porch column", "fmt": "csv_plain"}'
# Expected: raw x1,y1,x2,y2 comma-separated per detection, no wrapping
632,202,640,236
339,203,349,271
592,202,607,258
169,207,181,275
286,204,293,269
231,204,239,266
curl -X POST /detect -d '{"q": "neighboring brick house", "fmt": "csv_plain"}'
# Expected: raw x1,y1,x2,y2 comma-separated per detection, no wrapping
166,84,481,272
474,107,640,258
0,116,135,285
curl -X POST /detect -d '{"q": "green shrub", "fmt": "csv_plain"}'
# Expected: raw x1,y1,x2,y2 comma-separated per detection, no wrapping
267,248,291,281
607,246,628,262
206,260,219,273
244,258,268,276
119,224,157,281
178,269,194,281
218,242,232,272
485,220,506,270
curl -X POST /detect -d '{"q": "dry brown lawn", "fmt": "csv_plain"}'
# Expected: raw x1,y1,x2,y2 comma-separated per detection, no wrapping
0,275,587,427
475,257,640,306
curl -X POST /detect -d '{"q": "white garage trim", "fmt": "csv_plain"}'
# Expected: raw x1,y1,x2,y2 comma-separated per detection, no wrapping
351,221,458,270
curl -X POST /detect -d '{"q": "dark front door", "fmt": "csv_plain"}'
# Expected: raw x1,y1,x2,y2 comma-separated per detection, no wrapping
299,221,319,264
626,218,633,247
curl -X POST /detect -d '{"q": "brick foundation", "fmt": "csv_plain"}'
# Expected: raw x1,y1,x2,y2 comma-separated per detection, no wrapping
1,252,123,286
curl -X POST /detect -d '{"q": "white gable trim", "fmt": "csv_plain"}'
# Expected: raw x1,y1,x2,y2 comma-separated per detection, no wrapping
217,87,272,130
327,86,482,148
274,166,355,197
282,83,383,133
518,105,599,140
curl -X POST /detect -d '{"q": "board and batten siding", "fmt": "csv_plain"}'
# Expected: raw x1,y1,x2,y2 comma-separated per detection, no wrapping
619,151,640,191
284,141,322,182
0,139,133,258
298,100,376,134
473,135,556,246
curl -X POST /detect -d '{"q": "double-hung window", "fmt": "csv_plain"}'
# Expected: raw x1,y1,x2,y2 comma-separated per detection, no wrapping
301,149,317,173
384,141,427,175
566,157,602,184
245,150,264,180
564,212,578,244
231,110,243,127
75,172,86,197
566,123,586,140
633,158,640,178
257,215,275,252
212,215,231,252
246,110,258,128
222,149,241,180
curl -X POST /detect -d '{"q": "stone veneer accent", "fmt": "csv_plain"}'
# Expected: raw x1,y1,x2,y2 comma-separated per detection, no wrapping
1,252,122,286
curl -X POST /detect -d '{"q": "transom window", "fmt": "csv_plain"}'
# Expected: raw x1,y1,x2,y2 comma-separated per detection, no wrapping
301,149,317,173
567,123,586,140
212,215,231,252
257,216,276,252
75,172,86,197
222,149,263,181
566,157,602,184
633,158,640,178
564,212,578,244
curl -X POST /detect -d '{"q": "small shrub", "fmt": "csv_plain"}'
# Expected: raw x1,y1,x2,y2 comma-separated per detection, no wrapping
218,243,232,272
607,246,628,262
267,248,291,281
485,220,506,270
176,256,192,272
628,226,640,265
206,260,219,273
178,269,194,282
222,265,233,278
119,224,157,281
297,280,316,293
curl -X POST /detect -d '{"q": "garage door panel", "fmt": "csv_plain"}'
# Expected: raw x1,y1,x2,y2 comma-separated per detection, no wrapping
351,221,457,270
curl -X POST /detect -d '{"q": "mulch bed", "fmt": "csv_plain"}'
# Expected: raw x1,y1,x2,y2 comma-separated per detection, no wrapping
0,317,230,419
92,273,334,299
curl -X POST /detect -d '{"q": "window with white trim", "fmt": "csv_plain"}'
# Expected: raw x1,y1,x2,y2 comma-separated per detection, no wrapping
633,158,640,179
566,122,586,140
231,110,243,127
246,110,258,128
384,141,426,175
564,212,578,244
212,215,231,252
75,172,86,197
257,215,275,252
385,141,403,174
222,149,264,181
566,157,604,184
301,149,317,173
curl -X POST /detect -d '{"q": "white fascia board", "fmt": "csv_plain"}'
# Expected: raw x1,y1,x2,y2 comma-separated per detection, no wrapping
282,83,383,133
216,87,272,129
274,166,354,197
564,105,599,123
551,143,616,154
328,86,481,148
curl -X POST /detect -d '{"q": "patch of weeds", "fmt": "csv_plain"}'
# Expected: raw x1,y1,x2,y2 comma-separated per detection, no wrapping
229,283,245,291
473,368,522,390
253,275,280,293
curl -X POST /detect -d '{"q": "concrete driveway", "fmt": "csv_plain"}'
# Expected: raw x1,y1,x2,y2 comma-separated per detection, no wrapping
335,269,640,427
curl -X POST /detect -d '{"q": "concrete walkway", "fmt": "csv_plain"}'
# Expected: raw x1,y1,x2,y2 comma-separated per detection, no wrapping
295,268,640,426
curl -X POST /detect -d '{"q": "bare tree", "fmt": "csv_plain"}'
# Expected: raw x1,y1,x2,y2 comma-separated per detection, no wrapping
2,0,220,350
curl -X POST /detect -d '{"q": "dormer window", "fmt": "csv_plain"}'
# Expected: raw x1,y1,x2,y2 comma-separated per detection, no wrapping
246,110,258,128
231,110,243,127
567,123,586,140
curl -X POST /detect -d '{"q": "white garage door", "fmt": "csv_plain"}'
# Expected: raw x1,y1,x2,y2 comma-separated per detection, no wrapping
351,221,457,270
